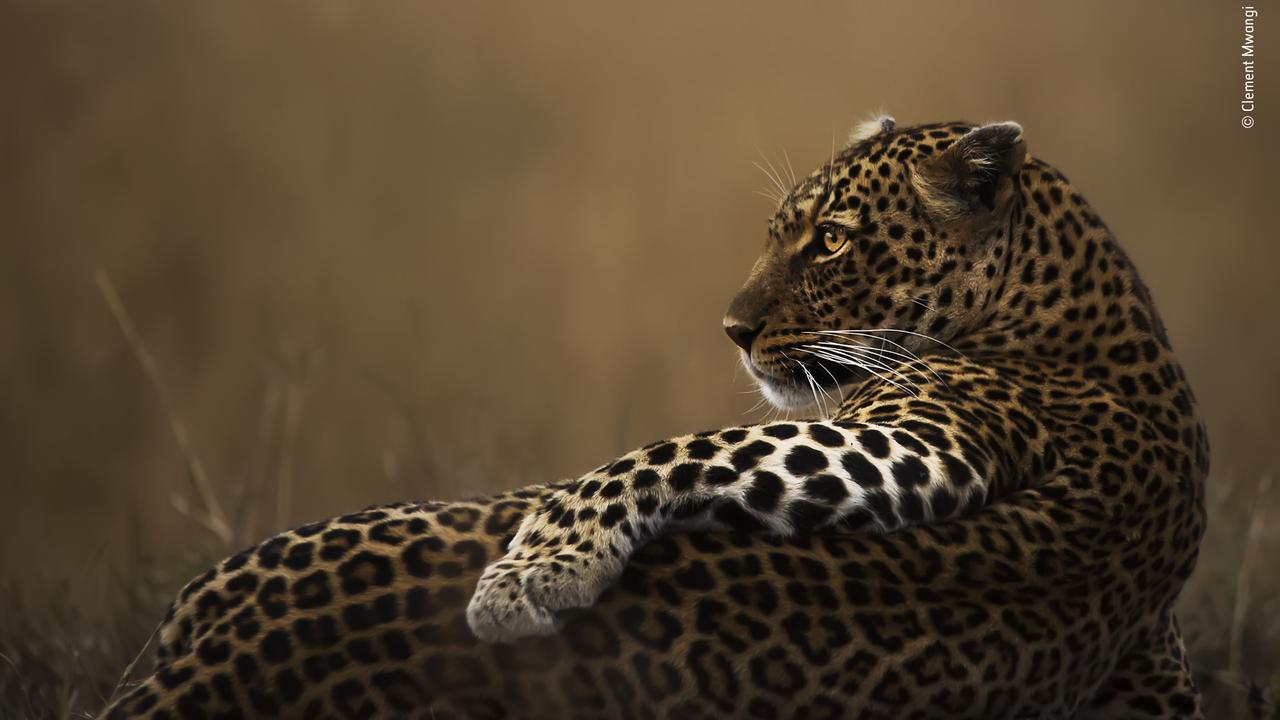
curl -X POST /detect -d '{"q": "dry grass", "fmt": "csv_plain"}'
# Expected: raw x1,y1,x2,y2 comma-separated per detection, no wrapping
1182,473,1280,719
0,515,210,720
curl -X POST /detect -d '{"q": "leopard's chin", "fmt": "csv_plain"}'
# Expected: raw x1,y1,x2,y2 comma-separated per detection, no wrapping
740,351,840,414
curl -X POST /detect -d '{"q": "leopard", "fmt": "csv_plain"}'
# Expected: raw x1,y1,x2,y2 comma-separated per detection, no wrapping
101,117,1209,719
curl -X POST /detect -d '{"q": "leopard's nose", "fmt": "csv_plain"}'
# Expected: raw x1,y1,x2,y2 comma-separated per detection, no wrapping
723,317,765,352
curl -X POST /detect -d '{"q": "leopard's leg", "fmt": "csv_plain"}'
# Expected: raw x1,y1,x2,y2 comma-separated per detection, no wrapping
466,418,1012,641
1077,612,1204,720
466,356,1068,641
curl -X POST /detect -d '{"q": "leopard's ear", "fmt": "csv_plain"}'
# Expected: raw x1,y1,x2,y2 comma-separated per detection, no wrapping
913,122,1026,221
848,114,896,145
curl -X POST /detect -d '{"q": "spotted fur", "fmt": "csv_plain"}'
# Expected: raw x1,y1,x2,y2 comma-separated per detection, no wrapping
102,120,1208,719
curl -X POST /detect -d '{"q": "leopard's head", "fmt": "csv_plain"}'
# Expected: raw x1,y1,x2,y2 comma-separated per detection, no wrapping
725,118,1027,411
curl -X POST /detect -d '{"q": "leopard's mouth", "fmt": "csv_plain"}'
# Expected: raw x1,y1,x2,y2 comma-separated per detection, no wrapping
740,350,864,413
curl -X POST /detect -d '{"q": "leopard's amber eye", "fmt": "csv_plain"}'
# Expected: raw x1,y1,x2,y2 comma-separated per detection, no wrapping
822,227,848,255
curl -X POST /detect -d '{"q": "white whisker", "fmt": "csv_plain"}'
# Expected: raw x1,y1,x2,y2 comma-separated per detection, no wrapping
799,349,920,399
833,327,971,361
810,329,920,359
761,151,787,194
810,357,848,412
784,351,829,419
807,361,839,417
753,154,787,198
787,356,821,417
782,147,798,188
827,127,837,191
743,394,771,416
805,337,946,387
801,361,832,418
754,189,782,205
806,342,921,387
808,329,959,384
807,331,942,378
799,345,921,398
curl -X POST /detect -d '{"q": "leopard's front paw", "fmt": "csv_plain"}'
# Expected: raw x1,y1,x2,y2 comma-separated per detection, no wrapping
466,553,620,643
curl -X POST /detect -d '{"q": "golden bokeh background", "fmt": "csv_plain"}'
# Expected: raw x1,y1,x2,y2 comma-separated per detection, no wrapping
0,0,1275,713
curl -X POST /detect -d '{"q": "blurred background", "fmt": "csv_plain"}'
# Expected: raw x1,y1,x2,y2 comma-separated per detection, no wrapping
1,1,1275,716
